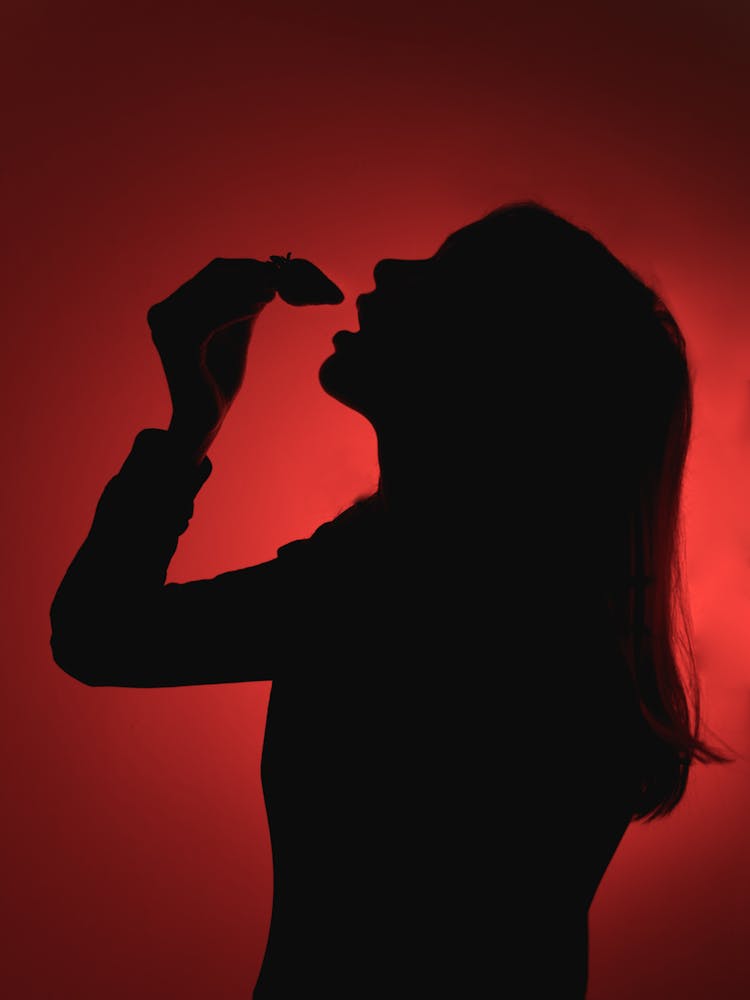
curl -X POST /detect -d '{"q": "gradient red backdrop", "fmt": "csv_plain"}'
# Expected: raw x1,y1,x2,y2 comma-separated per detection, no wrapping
3,1,750,996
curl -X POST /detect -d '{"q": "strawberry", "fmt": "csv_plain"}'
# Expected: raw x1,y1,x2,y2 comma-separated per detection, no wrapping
268,252,344,306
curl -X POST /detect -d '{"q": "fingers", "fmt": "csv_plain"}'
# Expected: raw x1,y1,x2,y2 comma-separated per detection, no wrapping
147,258,277,346
203,317,253,390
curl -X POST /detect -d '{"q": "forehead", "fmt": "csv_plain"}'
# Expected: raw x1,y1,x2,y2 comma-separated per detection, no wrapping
435,220,493,260
436,228,469,256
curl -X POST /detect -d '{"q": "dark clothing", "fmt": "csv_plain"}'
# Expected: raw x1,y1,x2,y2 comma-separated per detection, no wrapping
50,429,636,997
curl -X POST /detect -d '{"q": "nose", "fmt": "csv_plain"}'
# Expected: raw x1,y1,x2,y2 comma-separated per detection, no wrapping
373,259,399,285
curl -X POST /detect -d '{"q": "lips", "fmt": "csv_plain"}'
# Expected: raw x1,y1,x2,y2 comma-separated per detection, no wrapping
356,293,379,331
332,330,358,349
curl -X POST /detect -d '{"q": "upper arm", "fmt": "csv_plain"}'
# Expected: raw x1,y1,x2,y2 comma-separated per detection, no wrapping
53,557,298,688
48,426,327,688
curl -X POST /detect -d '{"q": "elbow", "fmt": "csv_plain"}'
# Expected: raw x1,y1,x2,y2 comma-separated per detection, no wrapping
49,596,156,688
49,593,105,687
49,626,103,687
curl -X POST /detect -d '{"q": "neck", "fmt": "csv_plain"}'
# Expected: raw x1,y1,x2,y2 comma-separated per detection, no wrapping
376,433,429,518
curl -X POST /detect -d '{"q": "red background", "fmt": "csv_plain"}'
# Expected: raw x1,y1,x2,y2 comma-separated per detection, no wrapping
3,1,750,996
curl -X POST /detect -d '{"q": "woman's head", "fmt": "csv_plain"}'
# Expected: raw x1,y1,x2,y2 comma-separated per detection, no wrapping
320,200,727,818
321,204,676,460
320,203,693,539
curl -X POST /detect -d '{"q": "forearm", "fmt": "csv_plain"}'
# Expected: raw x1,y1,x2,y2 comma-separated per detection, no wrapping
49,428,212,684
165,420,220,468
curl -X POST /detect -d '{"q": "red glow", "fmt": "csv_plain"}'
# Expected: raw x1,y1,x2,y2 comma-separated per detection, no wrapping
4,2,750,996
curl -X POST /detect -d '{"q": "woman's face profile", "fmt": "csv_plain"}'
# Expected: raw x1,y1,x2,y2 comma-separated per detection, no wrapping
318,233,470,424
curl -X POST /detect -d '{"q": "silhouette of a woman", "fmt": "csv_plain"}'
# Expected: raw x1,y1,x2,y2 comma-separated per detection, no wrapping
50,202,726,997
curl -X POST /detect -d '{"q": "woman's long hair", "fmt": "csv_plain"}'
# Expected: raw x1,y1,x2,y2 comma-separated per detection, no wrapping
435,202,729,820
613,294,730,820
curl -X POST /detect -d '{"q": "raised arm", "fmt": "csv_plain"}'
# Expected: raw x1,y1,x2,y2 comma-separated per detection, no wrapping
49,255,343,687
49,426,296,687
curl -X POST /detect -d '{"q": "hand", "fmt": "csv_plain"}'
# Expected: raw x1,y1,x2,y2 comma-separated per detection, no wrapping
147,258,278,463
147,254,345,465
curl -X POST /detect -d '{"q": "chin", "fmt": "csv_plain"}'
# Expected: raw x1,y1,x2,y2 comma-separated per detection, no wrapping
319,352,355,405
318,353,373,418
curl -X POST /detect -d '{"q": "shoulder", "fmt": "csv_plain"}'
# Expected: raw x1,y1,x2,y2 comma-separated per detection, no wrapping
276,493,386,564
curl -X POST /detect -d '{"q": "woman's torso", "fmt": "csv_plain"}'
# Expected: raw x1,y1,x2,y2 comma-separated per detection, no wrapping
252,505,639,997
